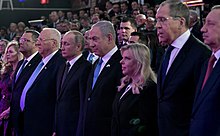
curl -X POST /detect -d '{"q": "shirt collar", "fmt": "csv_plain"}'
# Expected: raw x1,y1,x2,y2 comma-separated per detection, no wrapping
26,51,38,62
171,29,190,49
68,54,82,67
102,46,118,64
42,50,58,65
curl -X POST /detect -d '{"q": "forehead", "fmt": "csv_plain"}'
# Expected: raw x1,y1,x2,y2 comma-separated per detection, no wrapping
130,35,139,41
90,26,101,36
206,9,220,22
63,33,74,41
22,32,32,38
40,30,50,38
120,21,132,27
156,4,170,17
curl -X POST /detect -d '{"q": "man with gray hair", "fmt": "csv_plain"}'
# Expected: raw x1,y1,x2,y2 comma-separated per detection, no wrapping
78,21,123,136
189,10,203,41
190,5,220,136
19,28,65,136
156,1,211,136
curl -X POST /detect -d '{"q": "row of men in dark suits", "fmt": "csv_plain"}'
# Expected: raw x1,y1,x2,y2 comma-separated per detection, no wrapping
8,2,220,136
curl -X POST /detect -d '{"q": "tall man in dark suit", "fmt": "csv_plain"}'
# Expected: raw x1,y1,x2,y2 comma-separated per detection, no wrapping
155,1,211,136
79,21,123,136
10,30,42,136
190,5,220,136
18,28,65,136
53,30,91,136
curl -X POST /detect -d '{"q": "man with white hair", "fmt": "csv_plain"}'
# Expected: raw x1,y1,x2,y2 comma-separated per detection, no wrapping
19,28,65,136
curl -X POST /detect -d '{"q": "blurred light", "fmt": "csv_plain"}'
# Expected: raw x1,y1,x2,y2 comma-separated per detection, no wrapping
41,0,49,4
19,0,25,2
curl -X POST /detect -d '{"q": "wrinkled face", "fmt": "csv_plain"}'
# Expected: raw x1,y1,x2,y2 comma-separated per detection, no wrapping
89,26,108,57
61,34,78,60
136,16,145,26
120,49,138,76
19,33,35,54
201,9,220,52
129,35,139,44
156,4,180,46
120,21,136,41
36,30,55,58
6,45,19,63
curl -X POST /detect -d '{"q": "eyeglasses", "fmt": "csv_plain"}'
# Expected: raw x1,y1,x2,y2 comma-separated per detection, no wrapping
19,38,33,43
156,16,180,24
37,38,55,42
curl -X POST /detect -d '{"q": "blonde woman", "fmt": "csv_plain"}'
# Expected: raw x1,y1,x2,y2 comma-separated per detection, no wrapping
0,41,23,136
111,43,158,136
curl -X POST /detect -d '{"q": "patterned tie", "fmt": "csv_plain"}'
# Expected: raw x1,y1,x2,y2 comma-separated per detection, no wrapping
20,60,44,111
16,59,28,82
88,53,94,63
61,62,70,88
92,58,103,89
161,45,175,86
201,55,217,90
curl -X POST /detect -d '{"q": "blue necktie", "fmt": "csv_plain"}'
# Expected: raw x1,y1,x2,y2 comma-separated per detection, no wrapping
161,46,174,86
88,53,94,63
16,59,28,82
92,58,103,89
20,60,44,111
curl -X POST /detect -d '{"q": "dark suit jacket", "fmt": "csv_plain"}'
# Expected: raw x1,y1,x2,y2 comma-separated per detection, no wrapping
22,51,65,136
157,34,211,136
111,80,158,136
80,50,123,136
55,56,91,136
190,58,220,136
10,53,42,135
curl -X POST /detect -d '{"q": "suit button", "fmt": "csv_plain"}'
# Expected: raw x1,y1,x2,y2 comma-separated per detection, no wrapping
87,98,91,101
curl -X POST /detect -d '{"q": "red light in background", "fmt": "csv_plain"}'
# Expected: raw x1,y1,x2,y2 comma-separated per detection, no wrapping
41,0,49,4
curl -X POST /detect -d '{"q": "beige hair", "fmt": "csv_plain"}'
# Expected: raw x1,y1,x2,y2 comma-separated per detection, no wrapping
118,43,156,94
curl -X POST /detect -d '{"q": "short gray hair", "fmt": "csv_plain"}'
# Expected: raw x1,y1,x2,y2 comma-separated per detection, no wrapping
92,20,116,41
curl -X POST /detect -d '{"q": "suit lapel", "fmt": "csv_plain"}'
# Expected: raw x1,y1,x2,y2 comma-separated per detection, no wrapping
192,59,220,115
89,50,121,94
58,57,83,99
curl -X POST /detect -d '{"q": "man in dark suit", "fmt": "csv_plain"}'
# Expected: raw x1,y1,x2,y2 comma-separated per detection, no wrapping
190,5,220,136
18,28,65,136
156,1,211,136
10,30,42,136
53,30,91,136
119,17,137,48
79,21,123,136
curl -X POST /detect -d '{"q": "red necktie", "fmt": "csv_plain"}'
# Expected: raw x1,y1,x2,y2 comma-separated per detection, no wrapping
201,55,217,90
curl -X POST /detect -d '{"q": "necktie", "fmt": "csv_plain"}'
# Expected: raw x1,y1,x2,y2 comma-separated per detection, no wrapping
161,45,175,86
61,62,70,88
16,59,28,82
88,53,94,63
201,55,217,90
20,60,44,111
92,58,103,89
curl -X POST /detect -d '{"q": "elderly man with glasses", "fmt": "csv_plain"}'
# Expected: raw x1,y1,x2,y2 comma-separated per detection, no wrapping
156,1,211,136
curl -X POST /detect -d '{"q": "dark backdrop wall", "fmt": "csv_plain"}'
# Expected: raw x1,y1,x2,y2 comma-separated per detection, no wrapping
0,0,72,27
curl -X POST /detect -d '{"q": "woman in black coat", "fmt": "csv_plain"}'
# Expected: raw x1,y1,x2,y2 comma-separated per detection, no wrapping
111,43,158,136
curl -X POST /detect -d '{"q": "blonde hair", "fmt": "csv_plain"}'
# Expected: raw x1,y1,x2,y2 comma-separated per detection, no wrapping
118,43,156,94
